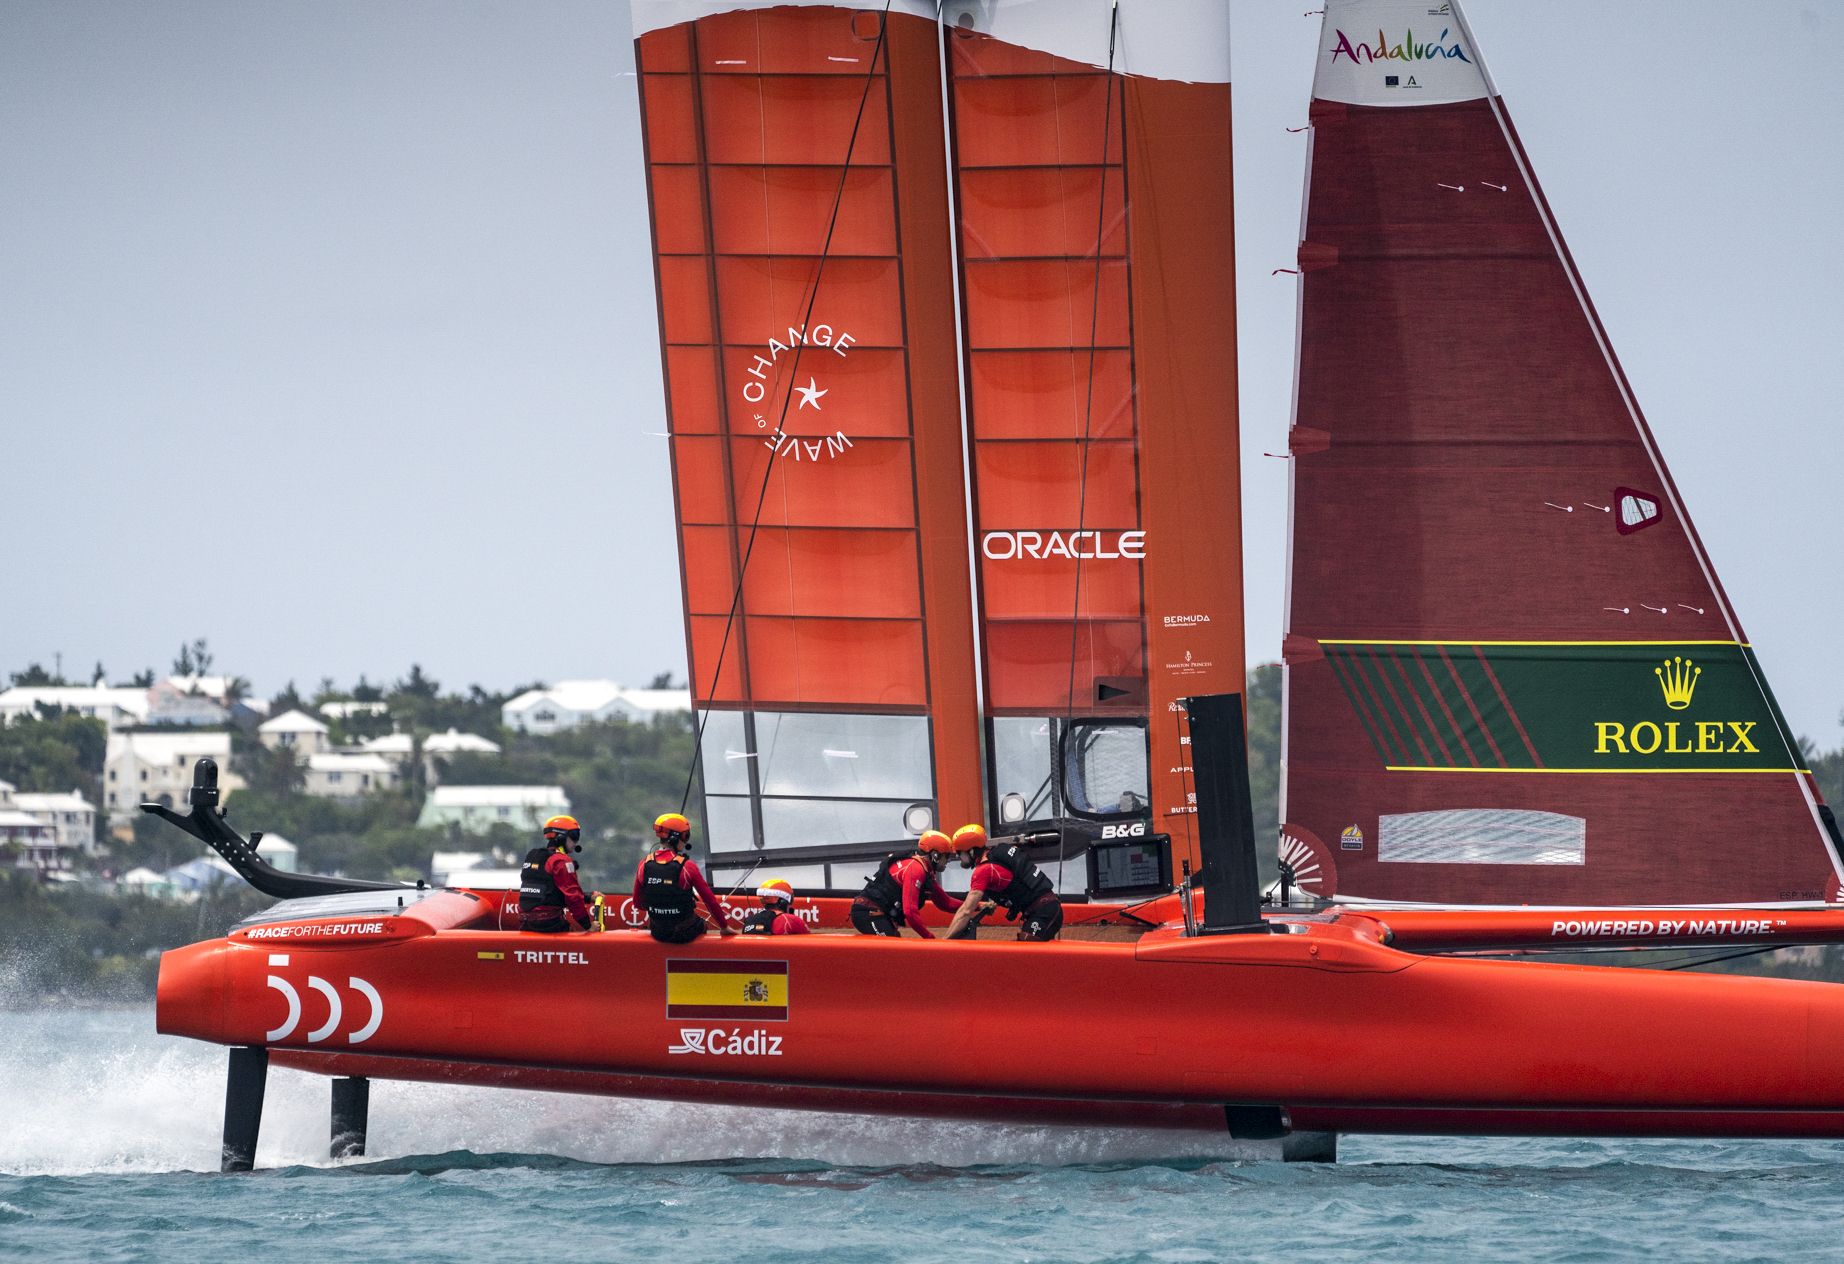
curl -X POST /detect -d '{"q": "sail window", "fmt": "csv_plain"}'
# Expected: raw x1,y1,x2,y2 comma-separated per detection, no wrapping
990,717,1061,824
700,709,933,866
1616,489,1663,536
1061,721,1151,819
1377,809,1586,866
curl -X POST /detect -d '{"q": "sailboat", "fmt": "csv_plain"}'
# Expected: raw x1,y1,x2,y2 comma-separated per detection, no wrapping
150,0,1844,1171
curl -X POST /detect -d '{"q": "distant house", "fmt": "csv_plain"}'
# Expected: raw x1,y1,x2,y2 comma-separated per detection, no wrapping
0,683,150,730
258,709,332,756
429,849,519,888
145,680,231,727
103,730,240,822
8,787,98,855
164,674,235,702
304,752,399,799
502,680,691,734
0,783,62,872
354,728,501,786
319,699,388,721
117,866,178,898
163,834,295,894
356,733,414,762
418,785,570,834
425,728,502,758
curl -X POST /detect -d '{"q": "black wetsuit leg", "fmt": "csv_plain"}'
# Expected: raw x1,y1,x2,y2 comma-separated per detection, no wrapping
1017,898,1062,942
649,915,707,944
850,903,900,936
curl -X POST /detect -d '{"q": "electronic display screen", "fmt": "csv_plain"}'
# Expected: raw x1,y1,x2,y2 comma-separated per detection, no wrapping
1089,836,1170,895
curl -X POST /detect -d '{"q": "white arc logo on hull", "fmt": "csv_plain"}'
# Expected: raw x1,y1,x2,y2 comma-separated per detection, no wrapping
264,955,382,1045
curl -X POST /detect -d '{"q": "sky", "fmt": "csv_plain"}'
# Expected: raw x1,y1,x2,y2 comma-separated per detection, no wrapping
2,1,1839,746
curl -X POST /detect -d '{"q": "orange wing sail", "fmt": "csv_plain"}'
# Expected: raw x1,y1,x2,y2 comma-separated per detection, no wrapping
636,1,1244,895
943,2,1243,882
637,4,979,888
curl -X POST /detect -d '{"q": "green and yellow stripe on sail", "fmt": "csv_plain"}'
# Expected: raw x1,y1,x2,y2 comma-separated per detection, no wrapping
1317,640,1807,775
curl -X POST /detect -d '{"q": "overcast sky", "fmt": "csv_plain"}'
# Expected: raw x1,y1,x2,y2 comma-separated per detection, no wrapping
2,1,1838,746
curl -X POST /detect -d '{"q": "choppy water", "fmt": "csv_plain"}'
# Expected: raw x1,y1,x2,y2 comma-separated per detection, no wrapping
4,1008,1844,1262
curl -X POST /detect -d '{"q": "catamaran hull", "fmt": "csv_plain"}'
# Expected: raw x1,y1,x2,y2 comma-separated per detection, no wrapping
158,917,1844,1139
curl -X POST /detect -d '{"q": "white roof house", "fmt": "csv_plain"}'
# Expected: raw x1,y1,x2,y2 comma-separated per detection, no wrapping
320,699,388,720
103,730,239,821
418,785,570,834
258,709,332,755
118,866,179,898
12,790,99,853
425,728,501,756
0,806,58,870
429,849,519,887
502,680,691,734
0,684,151,730
164,674,234,701
304,752,399,799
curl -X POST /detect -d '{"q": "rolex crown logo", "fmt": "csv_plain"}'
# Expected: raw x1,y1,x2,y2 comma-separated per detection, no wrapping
1655,655,1700,711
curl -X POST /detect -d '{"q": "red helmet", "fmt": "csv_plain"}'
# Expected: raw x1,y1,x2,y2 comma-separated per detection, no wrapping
542,814,581,846
654,812,692,848
757,878,794,907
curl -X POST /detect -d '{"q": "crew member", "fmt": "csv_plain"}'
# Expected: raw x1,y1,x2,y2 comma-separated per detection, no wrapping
634,812,735,944
944,823,1062,941
739,878,810,936
851,831,963,939
519,814,598,933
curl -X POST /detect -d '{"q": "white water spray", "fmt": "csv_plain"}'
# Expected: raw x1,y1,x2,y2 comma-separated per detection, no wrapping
0,1008,1242,1176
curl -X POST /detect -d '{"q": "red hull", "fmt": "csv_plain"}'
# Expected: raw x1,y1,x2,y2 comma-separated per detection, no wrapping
158,893,1844,1140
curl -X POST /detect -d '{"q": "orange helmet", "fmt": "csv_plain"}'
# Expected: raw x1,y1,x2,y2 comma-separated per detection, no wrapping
757,878,794,906
543,814,581,851
654,812,692,848
918,829,956,857
951,823,988,851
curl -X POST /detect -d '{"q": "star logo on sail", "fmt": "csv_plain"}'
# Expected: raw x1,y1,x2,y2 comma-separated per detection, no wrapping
739,322,856,464
793,378,827,411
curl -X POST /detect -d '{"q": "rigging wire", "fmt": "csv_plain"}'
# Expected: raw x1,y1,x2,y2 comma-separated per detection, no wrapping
1659,944,1783,972
677,1,897,820
1056,1,1122,892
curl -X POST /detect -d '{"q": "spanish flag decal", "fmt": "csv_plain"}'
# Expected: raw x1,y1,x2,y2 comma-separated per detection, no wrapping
665,959,788,1021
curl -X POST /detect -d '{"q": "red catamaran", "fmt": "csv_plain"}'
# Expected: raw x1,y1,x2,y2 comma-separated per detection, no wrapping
151,0,1844,1170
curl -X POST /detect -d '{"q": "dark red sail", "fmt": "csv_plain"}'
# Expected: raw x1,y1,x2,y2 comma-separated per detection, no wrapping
1280,0,1839,906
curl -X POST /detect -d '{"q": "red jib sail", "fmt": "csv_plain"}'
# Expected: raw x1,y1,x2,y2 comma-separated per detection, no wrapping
633,0,1241,889
1280,0,1839,907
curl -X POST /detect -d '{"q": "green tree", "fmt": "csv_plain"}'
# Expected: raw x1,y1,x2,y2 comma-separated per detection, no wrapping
1245,664,1283,883
268,680,307,716
9,662,68,687
0,710,108,809
171,638,214,678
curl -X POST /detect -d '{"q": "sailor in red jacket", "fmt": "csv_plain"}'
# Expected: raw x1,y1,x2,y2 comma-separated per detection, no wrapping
739,878,810,936
944,823,1062,941
634,812,736,944
519,815,599,933
851,831,963,938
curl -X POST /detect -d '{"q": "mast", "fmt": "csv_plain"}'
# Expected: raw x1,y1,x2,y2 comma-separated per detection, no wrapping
1279,0,1839,907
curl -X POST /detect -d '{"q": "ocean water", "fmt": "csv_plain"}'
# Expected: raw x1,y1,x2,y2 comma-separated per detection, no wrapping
3,1008,1843,1263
